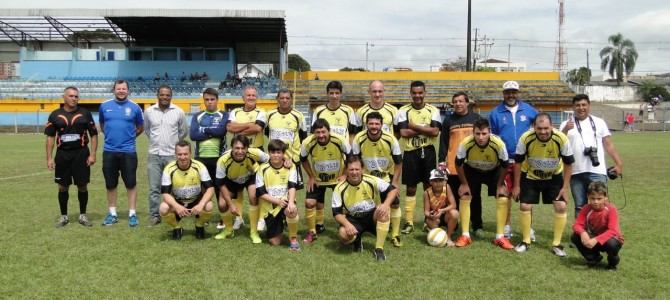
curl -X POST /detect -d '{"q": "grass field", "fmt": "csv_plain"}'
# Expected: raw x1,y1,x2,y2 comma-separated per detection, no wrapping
0,132,668,299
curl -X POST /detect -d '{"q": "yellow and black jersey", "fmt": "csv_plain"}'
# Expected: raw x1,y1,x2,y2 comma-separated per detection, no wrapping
161,159,213,204
300,134,351,186
394,103,442,151
351,130,402,182
332,174,394,217
265,108,308,163
515,129,575,180
455,134,509,172
255,163,298,217
215,147,269,185
311,104,359,141
229,106,267,149
355,102,398,135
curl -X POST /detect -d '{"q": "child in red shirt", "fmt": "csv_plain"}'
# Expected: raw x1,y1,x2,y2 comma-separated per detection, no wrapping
571,181,624,270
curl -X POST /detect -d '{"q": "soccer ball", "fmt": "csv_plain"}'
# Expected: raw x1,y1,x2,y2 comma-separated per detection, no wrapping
427,227,449,247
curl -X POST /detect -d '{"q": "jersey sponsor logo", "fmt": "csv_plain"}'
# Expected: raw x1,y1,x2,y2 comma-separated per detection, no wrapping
520,115,528,122
269,128,295,141
362,157,390,170
331,126,347,137
349,199,376,215
467,160,497,171
267,186,289,199
60,134,80,143
527,157,560,171
173,185,202,201
411,136,428,148
125,107,132,117
314,160,341,173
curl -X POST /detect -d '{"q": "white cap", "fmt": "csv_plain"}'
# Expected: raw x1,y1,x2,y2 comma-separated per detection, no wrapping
502,81,520,91
429,169,447,181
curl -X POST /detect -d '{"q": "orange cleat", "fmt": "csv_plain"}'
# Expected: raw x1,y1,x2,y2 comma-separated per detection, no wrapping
493,237,514,250
455,235,472,247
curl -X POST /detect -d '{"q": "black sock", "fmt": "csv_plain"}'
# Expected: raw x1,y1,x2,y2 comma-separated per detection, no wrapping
58,191,69,215
78,191,88,214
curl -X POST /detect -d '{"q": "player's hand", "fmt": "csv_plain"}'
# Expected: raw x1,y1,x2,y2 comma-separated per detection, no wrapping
86,155,96,166
277,197,288,208
564,118,575,131
556,187,569,203
511,186,521,202
458,184,471,198
286,201,297,215
344,223,358,236
229,203,240,216
191,203,203,216
306,177,316,193
613,164,623,176
283,159,293,169
584,238,598,249
47,158,55,170
496,185,508,198
375,204,390,220
175,205,190,217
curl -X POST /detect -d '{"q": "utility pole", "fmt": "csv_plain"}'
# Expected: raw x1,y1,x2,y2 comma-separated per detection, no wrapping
473,28,479,71
466,0,472,71
586,49,590,70
507,43,511,72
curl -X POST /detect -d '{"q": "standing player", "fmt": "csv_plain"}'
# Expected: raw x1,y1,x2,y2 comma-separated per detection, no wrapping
99,80,144,227
311,80,359,143
512,113,574,256
332,156,399,261
214,135,269,243
394,81,442,234
351,112,404,247
255,140,300,251
300,119,351,243
45,86,98,227
355,80,398,135
159,141,214,240
453,119,513,249
226,85,267,230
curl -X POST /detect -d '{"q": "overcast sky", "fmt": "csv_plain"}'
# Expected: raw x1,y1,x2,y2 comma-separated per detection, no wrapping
2,0,669,74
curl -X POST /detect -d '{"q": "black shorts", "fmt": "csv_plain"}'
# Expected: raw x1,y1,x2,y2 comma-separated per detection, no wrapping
294,162,305,190
519,173,565,204
174,198,202,221
54,147,90,186
305,184,334,204
463,165,499,197
221,177,254,199
345,212,376,235
197,157,219,198
265,208,286,239
402,145,436,186
102,151,138,189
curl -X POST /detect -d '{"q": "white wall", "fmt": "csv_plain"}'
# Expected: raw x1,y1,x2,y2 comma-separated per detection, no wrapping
581,85,638,102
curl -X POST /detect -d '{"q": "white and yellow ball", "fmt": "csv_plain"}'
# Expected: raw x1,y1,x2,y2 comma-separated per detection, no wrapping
427,227,449,247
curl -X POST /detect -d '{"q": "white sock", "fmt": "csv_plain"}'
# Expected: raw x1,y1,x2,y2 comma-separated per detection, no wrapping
109,207,117,216
129,209,136,216
462,232,470,237
495,234,504,239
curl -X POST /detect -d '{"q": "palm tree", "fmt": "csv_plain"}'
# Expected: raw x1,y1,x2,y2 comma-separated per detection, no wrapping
600,33,638,85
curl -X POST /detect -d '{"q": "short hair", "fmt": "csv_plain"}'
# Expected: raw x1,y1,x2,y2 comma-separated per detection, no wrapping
276,88,293,99
242,85,257,93
267,139,287,152
535,112,552,124
452,91,470,102
410,80,425,90
64,86,79,93
311,118,331,132
473,118,490,131
345,155,364,168
231,134,250,148
112,79,129,91
203,88,219,99
365,111,384,124
326,80,343,93
157,85,172,95
587,181,608,196
175,140,191,152
573,94,590,104
368,80,383,89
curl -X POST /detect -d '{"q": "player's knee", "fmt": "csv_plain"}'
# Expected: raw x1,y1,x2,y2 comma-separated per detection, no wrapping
520,203,532,211
553,201,567,213
204,201,214,212
58,184,68,192
75,185,87,192
268,236,282,246
406,186,417,196
449,209,459,220
305,198,316,208
286,209,297,218
218,200,228,211
159,202,171,215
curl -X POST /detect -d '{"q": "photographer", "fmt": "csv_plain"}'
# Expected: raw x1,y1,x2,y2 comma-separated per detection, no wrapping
560,94,623,218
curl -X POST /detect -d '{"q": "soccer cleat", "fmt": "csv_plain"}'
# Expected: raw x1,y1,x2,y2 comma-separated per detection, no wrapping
172,228,183,240
493,237,514,250
195,226,206,239
56,215,69,228
474,228,485,239
400,222,414,234
149,216,161,226
102,213,118,226
289,238,301,252
128,214,139,227
352,235,363,252
216,220,225,230
302,231,317,244
214,229,235,240
391,236,403,247
315,224,326,234
514,242,530,253
250,232,262,244
551,245,567,257
455,235,472,247
257,219,266,232
233,216,245,230
530,228,536,242
78,214,93,227
503,224,513,238
373,248,386,262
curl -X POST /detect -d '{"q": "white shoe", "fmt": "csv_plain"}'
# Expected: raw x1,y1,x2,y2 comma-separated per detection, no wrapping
551,245,567,257
530,228,536,242
233,216,245,230
504,225,513,238
257,218,266,231
216,220,226,230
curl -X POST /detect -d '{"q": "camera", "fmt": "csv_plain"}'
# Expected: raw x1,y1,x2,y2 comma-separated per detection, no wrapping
583,146,599,167
607,166,619,180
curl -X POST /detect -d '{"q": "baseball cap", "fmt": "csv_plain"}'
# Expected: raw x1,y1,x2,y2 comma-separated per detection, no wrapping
502,81,520,91
429,169,447,181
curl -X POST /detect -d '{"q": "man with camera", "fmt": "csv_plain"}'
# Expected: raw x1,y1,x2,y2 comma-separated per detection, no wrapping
560,94,623,218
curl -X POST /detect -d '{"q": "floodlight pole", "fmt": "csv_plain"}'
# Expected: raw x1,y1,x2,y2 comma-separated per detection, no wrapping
466,0,472,71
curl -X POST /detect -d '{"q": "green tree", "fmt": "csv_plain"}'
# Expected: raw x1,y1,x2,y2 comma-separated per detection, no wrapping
288,54,311,71
600,33,638,85
339,67,366,72
567,67,592,85
638,80,670,102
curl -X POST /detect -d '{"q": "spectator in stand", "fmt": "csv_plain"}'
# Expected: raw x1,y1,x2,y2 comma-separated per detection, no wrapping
164,72,169,80
194,72,201,81
180,72,187,82
226,72,232,81
154,73,161,82
202,72,209,81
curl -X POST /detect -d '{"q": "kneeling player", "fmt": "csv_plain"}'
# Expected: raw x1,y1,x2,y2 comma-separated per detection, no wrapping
423,169,459,247
160,141,215,240
255,140,301,251
333,156,399,261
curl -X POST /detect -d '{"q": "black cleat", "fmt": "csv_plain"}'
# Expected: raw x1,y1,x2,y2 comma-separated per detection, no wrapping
373,248,386,262
172,228,183,240
316,224,326,234
195,226,206,239
352,235,363,253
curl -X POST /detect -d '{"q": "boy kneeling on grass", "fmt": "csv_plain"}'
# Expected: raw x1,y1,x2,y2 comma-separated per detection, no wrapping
571,181,624,270
423,169,459,247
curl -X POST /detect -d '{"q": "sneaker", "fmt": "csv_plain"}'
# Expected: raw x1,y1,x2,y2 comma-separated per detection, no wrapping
102,213,118,226
445,239,455,247
400,222,414,234
56,215,69,228
172,228,183,240
514,242,530,253
455,235,472,247
149,216,161,226
128,214,139,227
315,224,326,234
216,220,226,230
233,216,245,230
195,226,206,239
214,229,235,240
473,228,485,239
586,255,604,267
503,224,513,238
257,219,266,232
391,236,403,247
551,245,567,257
530,228,536,242
303,231,317,244
289,238,301,252
78,214,93,227
373,248,386,261
493,237,514,250
352,235,363,252
250,232,262,244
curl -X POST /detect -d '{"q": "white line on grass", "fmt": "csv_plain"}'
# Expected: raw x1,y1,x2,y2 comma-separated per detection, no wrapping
0,171,51,181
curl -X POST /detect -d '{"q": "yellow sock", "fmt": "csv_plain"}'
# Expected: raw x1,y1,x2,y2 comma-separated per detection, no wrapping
390,208,401,237
234,196,244,219
496,197,509,236
375,220,390,249
404,196,416,225
249,205,260,235
195,209,213,227
459,196,471,236
286,214,299,239
552,212,568,246
162,212,180,228
222,211,234,230
305,208,316,233
520,210,532,244
316,208,325,226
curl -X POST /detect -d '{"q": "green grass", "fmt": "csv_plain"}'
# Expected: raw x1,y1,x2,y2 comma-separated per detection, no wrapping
0,132,668,299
